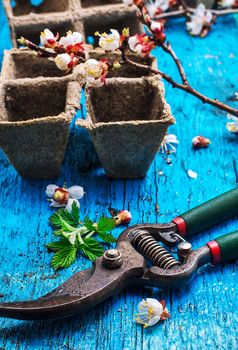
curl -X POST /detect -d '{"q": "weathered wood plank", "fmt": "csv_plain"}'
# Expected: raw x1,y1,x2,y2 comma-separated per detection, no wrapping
0,2,238,349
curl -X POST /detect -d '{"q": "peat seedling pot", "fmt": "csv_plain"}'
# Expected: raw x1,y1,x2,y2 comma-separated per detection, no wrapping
1,48,70,80
0,79,80,178
77,76,174,179
87,48,158,78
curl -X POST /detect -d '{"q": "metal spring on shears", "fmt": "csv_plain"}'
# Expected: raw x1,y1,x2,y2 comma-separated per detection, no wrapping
131,230,181,270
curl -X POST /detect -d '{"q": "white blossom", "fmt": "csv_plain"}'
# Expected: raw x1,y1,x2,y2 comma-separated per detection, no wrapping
40,29,55,47
186,3,213,36
97,29,121,51
160,134,179,153
146,0,169,18
55,53,72,70
77,59,105,87
46,184,84,208
219,0,235,8
128,35,146,55
128,35,140,52
59,31,83,48
136,298,169,327
150,20,163,32
226,114,238,133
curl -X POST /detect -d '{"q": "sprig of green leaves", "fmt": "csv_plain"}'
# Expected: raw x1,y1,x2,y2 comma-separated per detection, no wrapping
46,202,116,270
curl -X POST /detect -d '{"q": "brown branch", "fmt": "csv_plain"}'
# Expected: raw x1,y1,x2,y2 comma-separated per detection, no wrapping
155,9,186,20
19,37,86,61
154,6,238,21
18,37,58,58
136,5,188,85
123,55,238,117
160,42,188,85
130,1,238,116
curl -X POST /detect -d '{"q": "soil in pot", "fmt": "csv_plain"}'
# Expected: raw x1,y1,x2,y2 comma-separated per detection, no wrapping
11,0,69,17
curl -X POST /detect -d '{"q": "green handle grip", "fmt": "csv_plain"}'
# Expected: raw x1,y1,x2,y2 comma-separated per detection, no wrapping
175,188,238,236
208,231,238,264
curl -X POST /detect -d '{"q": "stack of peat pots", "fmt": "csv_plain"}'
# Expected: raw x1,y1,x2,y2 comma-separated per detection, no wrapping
76,49,175,178
0,48,80,178
1,0,174,179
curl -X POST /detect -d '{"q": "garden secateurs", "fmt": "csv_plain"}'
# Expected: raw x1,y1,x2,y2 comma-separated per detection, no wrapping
1,188,238,321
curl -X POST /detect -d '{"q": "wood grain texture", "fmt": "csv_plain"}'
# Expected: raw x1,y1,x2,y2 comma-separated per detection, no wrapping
0,2,238,349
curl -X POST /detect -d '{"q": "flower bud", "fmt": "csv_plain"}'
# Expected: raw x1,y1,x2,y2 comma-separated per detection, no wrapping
122,27,130,38
113,61,121,69
53,188,69,204
17,37,27,46
55,53,72,70
114,210,132,226
192,135,211,149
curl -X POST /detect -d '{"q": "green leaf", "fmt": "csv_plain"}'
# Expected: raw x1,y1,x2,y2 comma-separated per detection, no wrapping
84,216,96,232
49,208,79,232
79,237,104,261
46,237,70,252
49,210,63,229
53,229,65,236
97,217,116,234
71,202,80,223
51,245,77,270
83,216,116,243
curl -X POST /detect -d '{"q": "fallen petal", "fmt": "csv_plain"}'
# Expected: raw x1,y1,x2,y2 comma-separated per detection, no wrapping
68,186,84,199
187,169,198,179
46,184,58,197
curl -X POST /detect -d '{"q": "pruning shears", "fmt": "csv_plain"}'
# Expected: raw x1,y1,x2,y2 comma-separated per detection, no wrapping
1,188,238,321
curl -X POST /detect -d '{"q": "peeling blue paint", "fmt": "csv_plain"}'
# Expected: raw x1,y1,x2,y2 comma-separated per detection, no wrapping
0,1,238,349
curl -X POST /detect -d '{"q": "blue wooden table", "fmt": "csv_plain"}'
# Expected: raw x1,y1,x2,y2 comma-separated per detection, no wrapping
0,2,238,349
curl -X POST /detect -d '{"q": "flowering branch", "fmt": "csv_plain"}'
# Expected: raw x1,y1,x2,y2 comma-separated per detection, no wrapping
122,0,238,115
135,5,188,84
18,0,238,117
18,29,86,71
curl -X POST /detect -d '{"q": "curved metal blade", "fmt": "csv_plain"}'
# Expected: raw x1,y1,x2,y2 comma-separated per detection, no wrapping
0,268,92,320
0,242,145,320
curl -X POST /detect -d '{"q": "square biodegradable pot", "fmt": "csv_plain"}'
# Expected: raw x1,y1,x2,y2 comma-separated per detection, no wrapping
77,76,175,179
0,79,81,178
87,48,158,79
1,48,72,80
79,0,122,8
3,0,71,17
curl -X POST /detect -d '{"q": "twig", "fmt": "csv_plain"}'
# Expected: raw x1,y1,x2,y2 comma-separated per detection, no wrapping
137,5,188,85
128,2,238,116
154,6,238,21
160,42,188,85
123,55,238,116
18,37,59,58
19,37,86,61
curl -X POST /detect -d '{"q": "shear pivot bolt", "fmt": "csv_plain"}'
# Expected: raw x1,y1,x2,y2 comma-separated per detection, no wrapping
102,249,123,269
178,242,192,261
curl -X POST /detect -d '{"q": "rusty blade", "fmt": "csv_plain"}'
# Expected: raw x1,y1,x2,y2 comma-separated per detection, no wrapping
0,242,145,321
0,268,92,320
